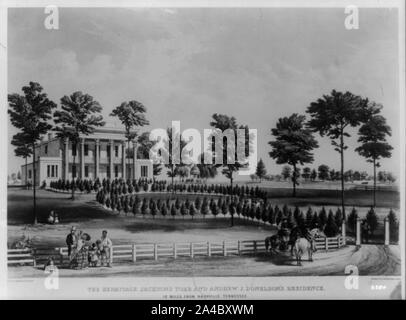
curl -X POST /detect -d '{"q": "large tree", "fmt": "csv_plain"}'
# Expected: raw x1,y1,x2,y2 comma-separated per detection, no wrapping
209,114,253,187
8,82,56,223
53,91,105,199
11,132,33,188
110,100,149,179
269,113,318,197
163,127,187,191
307,90,371,216
136,131,162,179
302,167,311,180
318,164,330,181
355,115,392,207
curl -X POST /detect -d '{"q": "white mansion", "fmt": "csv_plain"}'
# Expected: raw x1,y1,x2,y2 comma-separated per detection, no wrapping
21,127,153,186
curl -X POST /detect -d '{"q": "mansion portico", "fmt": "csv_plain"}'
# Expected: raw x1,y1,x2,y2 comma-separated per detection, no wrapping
21,127,153,186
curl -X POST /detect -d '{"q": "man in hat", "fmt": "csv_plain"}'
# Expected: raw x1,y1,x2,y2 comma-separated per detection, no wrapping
66,226,78,259
100,230,113,267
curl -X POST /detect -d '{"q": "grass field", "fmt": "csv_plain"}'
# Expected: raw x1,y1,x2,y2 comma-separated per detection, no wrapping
7,187,399,247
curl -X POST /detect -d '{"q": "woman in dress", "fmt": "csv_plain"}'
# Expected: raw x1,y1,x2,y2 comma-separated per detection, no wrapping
69,231,91,270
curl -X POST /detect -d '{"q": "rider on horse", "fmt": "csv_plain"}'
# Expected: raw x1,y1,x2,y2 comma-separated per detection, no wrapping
305,223,318,252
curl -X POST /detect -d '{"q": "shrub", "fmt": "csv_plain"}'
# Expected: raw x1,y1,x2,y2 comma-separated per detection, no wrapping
267,205,275,224
318,207,328,228
150,200,158,219
229,203,236,218
195,197,202,211
141,199,149,217
180,203,188,219
161,203,168,218
306,207,313,227
335,208,343,228
255,206,261,221
388,208,398,243
211,203,219,218
175,198,181,210
366,207,378,235
347,207,358,231
311,212,321,229
324,210,339,237
189,204,196,219
221,202,228,216
201,202,209,218
170,204,177,219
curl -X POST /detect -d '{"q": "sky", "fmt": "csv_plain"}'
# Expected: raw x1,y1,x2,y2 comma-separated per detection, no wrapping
7,7,401,180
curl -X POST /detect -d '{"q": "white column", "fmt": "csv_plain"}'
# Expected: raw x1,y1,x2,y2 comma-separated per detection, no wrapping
342,221,346,246
133,141,137,179
109,140,114,179
356,218,361,246
80,138,85,179
95,139,100,179
384,217,390,246
64,137,69,180
122,141,126,180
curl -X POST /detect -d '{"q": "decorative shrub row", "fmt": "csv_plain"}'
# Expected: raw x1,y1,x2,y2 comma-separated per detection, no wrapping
95,191,354,237
49,177,268,199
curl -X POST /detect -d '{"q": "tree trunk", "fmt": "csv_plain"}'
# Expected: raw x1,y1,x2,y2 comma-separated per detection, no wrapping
230,171,233,188
373,158,376,207
292,164,296,197
231,213,234,227
171,166,175,193
32,143,37,224
25,157,28,190
340,133,345,219
71,154,76,200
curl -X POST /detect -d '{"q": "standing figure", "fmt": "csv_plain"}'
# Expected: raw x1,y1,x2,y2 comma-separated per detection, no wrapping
66,226,78,259
100,230,113,267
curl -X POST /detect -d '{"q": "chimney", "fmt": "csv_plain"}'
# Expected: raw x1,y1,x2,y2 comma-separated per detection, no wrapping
48,132,54,141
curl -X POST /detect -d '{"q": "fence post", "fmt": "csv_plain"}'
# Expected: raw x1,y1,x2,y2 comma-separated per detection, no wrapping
325,238,328,251
154,244,158,261
356,218,361,247
132,244,136,262
110,246,114,265
173,243,177,259
59,248,64,265
223,241,226,257
384,217,390,246
341,221,346,246
237,241,241,255
190,243,194,258
253,241,257,255
338,236,341,248
207,242,211,257
32,248,36,267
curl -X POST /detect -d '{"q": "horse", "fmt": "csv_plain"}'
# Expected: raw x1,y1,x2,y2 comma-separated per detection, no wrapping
265,235,281,254
293,228,319,266
288,226,304,256
265,228,291,253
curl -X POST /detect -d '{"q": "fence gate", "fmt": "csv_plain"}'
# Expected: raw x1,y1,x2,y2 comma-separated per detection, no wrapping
356,218,390,246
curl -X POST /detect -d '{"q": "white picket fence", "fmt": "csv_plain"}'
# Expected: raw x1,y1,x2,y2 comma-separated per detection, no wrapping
8,236,346,267
7,248,36,266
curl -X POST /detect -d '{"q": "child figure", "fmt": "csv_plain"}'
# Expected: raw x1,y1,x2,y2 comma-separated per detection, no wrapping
88,242,100,267
44,257,57,273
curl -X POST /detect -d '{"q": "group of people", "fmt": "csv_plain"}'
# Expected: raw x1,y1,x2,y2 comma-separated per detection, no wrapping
47,210,59,225
65,227,113,270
